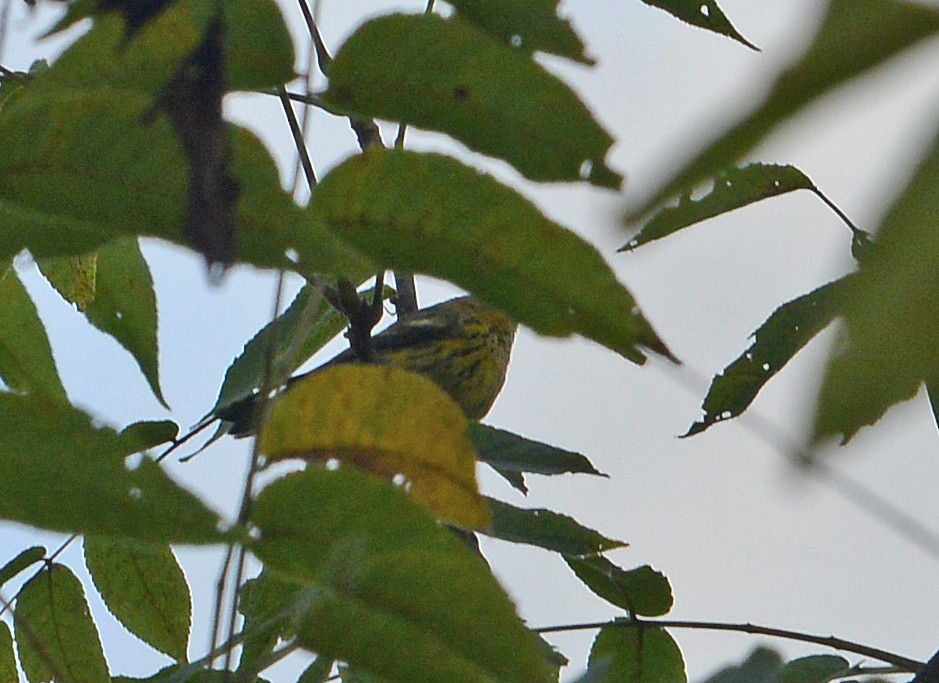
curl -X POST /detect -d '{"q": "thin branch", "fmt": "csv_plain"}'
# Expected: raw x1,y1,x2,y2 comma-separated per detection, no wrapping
295,0,331,76
277,86,317,190
534,617,924,672
219,271,292,670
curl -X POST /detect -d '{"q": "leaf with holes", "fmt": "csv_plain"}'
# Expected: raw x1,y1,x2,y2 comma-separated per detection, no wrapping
260,364,489,529
84,537,191,661
640,0,756,49
325,14,620,187
446,0,593,64
622,164,816,250
14,564,109,683
629,0,939,219
685,277,849,437
484,498,625,556
312,149,673,364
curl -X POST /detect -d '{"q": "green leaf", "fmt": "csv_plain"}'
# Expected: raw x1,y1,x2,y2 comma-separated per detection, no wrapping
0,266,67,400
701,647,783,683
237,571,305,677
223,0,296,91
120,420,180,451
639,1,757,50
298,657,336,683
251,468,554,683
0,546,46,589
685,277,849,437
814,132,939,442
84,537,191,661
213,282,379,414
324,14,620,188
484,497,626,556
83,239,166,406
588,624,686,683
778,656,849,683
445,0,593,64
0,18,366,276
44,0,293,94
471,423,606,477
622,164,816,251
14,564,109,683
630,0,939,218
0,392,223,543
565,556,673,617
0,622,14,683
37,252,98,311
312,149,673,364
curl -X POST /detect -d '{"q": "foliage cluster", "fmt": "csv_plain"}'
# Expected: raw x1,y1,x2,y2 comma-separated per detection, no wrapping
0,0,937,682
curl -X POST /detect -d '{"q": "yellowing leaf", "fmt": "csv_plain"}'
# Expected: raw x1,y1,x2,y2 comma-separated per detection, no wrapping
38,252,98,311
260,365,489,529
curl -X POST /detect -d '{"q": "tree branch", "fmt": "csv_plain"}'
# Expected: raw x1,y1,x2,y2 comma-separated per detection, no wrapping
534,617,924,672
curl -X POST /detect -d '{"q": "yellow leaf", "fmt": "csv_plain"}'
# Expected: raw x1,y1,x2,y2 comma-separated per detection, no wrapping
260,364,490,529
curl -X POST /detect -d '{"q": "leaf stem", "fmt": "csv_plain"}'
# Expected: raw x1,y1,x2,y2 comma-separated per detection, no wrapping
534,617,923,671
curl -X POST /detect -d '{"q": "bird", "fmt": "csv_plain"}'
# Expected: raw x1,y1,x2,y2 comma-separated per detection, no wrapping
217,296,517,437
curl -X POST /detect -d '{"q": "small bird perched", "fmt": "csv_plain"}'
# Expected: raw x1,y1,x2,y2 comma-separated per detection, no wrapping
219,296,517,437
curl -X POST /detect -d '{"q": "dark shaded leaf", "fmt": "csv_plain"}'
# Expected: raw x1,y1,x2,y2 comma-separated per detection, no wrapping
213,282,374,415
814,132,939,443
0,546,46,589
15,564,109,683
588,623,686,683
84,537,191,661
0,393,223,543
639,0,757,49
121,420,180,450
685,277,849,437
622,164,815,251
154,10,237,269
630,0,939,219
325,14,620,188
251,468,554,683
701,646,783,683
471,423,605,477
484,497,626,556
566,556,673,617
779,656,849,683
298,657,335,683
446,0,593,64
312,149,672,364
0,266,67,400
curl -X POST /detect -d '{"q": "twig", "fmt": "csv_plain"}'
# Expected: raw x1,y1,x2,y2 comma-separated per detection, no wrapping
277,85,317,190
534,617,924,672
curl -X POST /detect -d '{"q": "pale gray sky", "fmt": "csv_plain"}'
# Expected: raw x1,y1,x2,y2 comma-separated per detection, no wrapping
3,1,939,680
